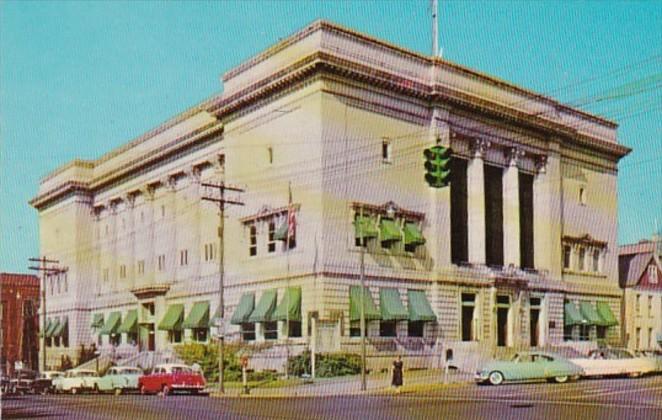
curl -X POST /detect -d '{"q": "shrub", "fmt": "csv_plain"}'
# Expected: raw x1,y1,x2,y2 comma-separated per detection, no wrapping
287,351,361,378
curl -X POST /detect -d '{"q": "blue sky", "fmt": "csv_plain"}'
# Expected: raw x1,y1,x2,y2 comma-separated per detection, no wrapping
1,1,660,272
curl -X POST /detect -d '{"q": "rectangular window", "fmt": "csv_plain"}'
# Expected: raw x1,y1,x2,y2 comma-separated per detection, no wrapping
110,333,121,347
578,248,585,271
484,164,504,267
382,139,392,163
519,172,534,269
64,273,68,292
249,225,257,256
119,265,127,279
461,293,477,342
180,249,188,266
593,250,600,272
157,255,166,271
579,325,590,341
137,260,145,275
264,321,278,340
648,295,653,317
450,158,468,264
204,243,215,261
636,294,641,316
349,321,361,337
268,222,276,253
380,321,397,337
408,321,424,338
103,269,109,282
649,328,654,349
288,321,302,338
596,326,607,340
636,327,641,348
241,323,256,341
649,265,659,284
563,246,571,269
193,328,208,342
168,330,182,344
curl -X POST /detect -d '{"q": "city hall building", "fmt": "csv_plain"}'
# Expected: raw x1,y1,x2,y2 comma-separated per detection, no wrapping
30,21,630,371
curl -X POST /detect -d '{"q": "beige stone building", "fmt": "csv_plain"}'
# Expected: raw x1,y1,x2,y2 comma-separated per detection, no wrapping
30,21,630,371
619,240,662,351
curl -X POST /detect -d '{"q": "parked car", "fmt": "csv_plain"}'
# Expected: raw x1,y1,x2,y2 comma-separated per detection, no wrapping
475,351,582,386
31,371,64,395
9,369,37,394
138,364,206,395
570,348,657,378
96,367,143,395
1,374,10,394
53,369,99,394
635,350,662,373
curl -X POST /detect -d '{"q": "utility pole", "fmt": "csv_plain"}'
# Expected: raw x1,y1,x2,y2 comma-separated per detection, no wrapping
28,256,61,372
202,182,244,394
359,207,367,391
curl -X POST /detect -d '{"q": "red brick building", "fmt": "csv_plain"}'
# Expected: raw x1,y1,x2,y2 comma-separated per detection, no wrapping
1,273,40,375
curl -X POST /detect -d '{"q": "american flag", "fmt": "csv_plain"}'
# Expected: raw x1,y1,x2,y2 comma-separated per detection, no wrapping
287,183,296,242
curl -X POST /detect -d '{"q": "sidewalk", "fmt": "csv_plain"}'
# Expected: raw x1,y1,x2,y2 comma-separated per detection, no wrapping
209,368,473,398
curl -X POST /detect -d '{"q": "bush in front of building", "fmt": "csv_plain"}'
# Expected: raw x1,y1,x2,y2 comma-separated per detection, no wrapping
287,350,361,378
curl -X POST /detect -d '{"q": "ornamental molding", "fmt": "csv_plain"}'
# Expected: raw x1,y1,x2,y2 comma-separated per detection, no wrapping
240,203,301,224
351,201,425,221
562,234,608,249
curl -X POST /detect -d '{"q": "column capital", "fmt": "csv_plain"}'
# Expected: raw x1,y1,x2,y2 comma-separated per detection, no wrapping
125,192,137,209
140,185,156,201
470,139,491,159
535,155,548,174
185,166,202,184
506,147,526,167
160,175,177,192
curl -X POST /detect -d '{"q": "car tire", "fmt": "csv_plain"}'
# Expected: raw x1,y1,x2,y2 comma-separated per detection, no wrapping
488,371,504,386
161,385,170,396
114,388,122,396
554,376,569,384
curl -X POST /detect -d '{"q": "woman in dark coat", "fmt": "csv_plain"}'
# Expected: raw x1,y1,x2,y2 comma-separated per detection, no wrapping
391,355,403,393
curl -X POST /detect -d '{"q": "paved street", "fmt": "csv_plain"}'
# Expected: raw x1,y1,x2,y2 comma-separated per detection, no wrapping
2,376,661,420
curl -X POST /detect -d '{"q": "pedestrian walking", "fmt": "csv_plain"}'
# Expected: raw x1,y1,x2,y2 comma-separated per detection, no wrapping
391,355,403,394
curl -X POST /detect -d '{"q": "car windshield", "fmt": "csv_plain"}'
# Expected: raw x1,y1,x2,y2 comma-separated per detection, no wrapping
119,368,142,375
78,371,97,377
170,366,192,374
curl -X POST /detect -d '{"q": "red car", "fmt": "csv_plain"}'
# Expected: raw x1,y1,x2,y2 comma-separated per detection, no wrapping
138,364,206,395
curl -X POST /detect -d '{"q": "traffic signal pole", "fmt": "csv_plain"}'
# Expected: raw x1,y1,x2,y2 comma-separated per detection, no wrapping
28,257,61,372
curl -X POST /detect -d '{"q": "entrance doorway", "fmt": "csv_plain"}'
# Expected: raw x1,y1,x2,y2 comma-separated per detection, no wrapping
530,297,542,347
139,324,155,352
496,295,510,347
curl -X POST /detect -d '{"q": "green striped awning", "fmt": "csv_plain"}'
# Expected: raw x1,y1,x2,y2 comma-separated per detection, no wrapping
248,290,277,323
182,302,210,329
40,318,53,337
46,318,60,338
99,312,122,335
379,288,409,321
403,222,425,246
91,313,104,329
158,304,184,331
52,317,68,337
380,219,401,242
596,302,618,326
272,287,302,322
354,215,379,239
564,302,587,326
408,290,437,322
349,286,381,322
579,302,604,326
117,310,138,334
231,293,255,325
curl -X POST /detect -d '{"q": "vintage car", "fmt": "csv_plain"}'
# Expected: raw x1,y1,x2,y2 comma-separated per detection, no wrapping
475,351,582,385
31,371,64,395
53,369,100,394
96,366,143,394
138,364,206,395
635,350,662,372
9,369,37,394
1,374,10,394
570,348,657,378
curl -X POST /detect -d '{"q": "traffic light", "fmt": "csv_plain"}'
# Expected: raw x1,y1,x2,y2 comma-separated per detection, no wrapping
423,145,452,188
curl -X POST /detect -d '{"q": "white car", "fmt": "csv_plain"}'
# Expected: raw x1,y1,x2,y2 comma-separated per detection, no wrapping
53,369,100,394
570,348,657,378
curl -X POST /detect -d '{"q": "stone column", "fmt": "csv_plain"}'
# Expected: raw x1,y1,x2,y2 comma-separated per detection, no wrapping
109,200,119,292
428,108,452,270
162,176,177,283
467,140,489,265
533,148,562,278
503,148,523,267
141,186,156,286
125,194,136,291
187,167,202,282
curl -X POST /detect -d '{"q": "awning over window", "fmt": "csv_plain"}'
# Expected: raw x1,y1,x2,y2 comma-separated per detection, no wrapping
407,290,437,322
403,222,425,246
99,312,122,335
230,293,255,325
45,318,59,338
596,302,618,326
274,220,288,241
182,302,210,329
564,302,587,326
158,304,184,331
272,287,302,322
379,218,401,242
40,318,53,337
354,215,379,239
52,317,68,337
248,290,277,323
379,288,408,321
657,333,662,344
118,310,138,334
579,302,604,326
91,313,104,329
349,286,381,322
